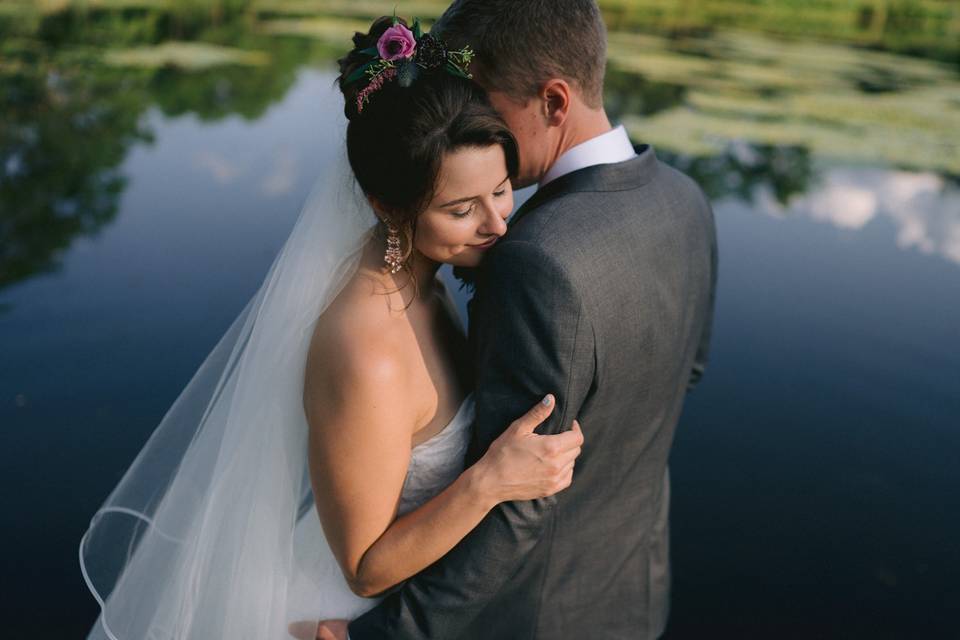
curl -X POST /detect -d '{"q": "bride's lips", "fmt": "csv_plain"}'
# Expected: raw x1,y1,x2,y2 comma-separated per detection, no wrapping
470,236,500,250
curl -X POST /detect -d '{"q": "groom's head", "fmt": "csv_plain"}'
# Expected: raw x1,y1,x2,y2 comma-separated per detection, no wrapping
434,0,608,188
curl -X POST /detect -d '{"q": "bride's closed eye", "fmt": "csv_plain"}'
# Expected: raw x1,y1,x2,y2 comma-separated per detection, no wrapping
453,188,508,217
451,188,508,217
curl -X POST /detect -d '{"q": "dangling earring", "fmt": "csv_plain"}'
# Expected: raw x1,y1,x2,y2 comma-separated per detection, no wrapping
383,222,404,274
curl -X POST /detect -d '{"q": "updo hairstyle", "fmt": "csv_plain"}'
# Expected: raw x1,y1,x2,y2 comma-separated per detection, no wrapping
337,17,519,271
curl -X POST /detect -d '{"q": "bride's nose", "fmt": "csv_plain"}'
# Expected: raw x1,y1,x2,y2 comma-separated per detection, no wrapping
478,201,508,237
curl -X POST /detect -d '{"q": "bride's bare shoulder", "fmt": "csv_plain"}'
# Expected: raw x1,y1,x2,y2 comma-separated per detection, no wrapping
304,268,413,410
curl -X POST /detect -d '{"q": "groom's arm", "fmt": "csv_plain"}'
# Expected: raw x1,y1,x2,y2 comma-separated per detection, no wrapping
348,239,594,639
688,198,718,392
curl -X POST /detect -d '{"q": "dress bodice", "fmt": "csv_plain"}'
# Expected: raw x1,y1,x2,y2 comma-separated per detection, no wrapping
397,393,476,516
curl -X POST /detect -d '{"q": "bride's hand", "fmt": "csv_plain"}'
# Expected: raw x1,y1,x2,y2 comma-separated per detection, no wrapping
287,619,348,640
472,394,583,505
315,619,348,640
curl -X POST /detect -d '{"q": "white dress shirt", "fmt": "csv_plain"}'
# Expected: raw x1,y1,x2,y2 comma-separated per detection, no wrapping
539,124,637,187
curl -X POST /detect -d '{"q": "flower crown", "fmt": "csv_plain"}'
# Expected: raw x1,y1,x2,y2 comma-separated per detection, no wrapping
346,16,475,114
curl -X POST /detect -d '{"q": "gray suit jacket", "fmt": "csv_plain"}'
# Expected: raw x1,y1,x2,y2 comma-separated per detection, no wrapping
350,144,718,639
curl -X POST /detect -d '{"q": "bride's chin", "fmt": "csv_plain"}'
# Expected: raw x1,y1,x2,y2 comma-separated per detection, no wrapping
451,256,481,268
443,250,474,268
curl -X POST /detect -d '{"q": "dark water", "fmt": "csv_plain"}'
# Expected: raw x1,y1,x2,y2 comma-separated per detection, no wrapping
1,63,958,638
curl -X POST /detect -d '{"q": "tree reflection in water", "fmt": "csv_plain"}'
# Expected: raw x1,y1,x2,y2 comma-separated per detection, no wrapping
0,5,323,298
660,142,814,206
0,53,150,291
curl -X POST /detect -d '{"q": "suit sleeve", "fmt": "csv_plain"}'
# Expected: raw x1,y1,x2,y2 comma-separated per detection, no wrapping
688,195,718,392
348,239,595,639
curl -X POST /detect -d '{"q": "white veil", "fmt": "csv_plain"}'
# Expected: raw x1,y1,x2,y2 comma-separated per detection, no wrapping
79,120,379,638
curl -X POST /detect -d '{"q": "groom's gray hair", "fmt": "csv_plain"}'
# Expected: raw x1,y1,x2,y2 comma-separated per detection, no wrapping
433,0,607,108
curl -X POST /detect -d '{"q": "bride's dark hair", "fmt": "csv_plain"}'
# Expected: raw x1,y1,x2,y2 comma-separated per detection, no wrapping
337,16,519,269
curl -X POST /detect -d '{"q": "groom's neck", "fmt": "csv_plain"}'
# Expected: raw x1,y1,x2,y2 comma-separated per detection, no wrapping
552,106,613,163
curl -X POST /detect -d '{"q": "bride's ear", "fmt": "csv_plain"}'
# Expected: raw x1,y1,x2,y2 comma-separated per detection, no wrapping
367,197,410,231
367,195,393,222
541,79,571,128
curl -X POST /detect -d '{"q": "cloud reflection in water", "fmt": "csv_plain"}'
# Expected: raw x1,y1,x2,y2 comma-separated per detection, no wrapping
757,167,960,266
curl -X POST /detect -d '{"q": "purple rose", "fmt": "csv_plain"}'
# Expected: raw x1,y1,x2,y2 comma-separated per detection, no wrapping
377,24,417,61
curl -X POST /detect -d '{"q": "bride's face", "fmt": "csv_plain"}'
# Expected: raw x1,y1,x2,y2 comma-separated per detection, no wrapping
414,144,514,268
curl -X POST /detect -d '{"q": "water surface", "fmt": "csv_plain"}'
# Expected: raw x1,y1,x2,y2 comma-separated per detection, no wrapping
1,29,959,640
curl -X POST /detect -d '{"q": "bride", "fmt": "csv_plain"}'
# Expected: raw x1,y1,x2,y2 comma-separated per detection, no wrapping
79,15,583,640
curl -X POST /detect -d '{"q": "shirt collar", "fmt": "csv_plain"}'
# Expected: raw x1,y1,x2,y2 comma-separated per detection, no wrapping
539,124,637,188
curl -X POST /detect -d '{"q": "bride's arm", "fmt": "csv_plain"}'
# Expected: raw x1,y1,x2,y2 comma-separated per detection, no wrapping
304,338,581,599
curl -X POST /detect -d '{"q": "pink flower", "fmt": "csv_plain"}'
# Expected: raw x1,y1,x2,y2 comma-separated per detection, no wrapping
377,24,417,61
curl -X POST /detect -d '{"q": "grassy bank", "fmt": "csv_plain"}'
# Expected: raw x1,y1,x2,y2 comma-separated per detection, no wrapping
256,0,960,62
1,0,958,63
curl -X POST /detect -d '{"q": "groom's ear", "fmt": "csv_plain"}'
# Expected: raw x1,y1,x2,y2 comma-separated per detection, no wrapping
540,79,571,128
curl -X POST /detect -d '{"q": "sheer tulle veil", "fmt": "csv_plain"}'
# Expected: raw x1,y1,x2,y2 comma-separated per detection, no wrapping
79,103,379,638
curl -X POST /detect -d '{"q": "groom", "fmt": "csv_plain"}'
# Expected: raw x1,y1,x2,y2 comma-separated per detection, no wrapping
339,1,717,638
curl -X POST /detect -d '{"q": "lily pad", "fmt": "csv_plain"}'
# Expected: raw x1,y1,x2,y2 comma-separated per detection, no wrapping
103,42,269,70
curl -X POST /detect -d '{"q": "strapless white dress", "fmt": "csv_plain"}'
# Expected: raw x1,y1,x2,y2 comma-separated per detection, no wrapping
284,392,476,629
